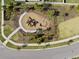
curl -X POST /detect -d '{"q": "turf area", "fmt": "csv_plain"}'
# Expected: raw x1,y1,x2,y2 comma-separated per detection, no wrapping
59,17,79,39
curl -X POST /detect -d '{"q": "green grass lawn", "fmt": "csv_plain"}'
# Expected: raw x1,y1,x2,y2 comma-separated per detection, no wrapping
11,32,24,43
4,25,14,36
5,0,14,6
6,41,69,49
12,33,19,41
59,17,79,39
0,34,5,42
66,0,79,3
6,38,79,49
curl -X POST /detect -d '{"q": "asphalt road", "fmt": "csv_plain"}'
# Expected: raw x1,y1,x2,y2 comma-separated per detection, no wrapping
0,42,79,59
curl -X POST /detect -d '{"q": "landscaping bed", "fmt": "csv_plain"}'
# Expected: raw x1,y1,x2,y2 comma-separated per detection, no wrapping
1,1,79,50
4,2,79,43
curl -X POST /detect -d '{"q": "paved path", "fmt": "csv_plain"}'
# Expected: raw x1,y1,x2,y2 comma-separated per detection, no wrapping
1,0,8,40
4,27,21,44
27,35,79,46
25,2,79,5
19,12,37,33
1,0,25,46
8,27,21,39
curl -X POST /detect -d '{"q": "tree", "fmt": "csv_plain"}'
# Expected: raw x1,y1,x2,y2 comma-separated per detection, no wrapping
48,36,53,40
45,44,50,48
42,4,52,11
34,3,43,11
46,27,51,31
68,40,74,45
4,2,14,20
36,28,43,34
37,37,42,44
64,0,66,3
70,5,75,10
15,2,21,6
64,13,69,16
4,7,11,20
22,44,27,48
53,10,60,16
17,47,21,50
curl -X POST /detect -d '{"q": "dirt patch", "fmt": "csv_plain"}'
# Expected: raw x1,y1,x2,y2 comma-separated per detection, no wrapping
21,11,51,30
